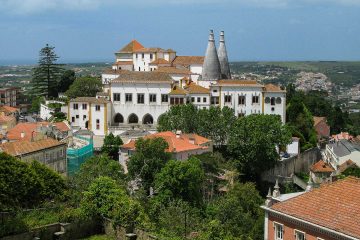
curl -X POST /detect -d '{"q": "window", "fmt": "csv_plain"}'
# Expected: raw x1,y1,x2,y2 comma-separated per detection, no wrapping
96,119,100,130
150,53,153,60
95,105,100,111
82,104,87,110
149,94,157,103
238,96,246,105
142,53,144,59
197,97,201,102
295,230,305,240
203,97,207,103
113,93,120,102
161,94,168,103
265,97,271,104
252,96,259,104
71,117,75,122
59,149,64,157
125,93,132,102
224,95,231,103
73,103,78,110
76,115,79,119
83,115,86,120
138,67,141,71
276,97,282,104
45,153,49,161
136,54,138,59
213,89,218,93
274,223,283,240
191,97,195,103
137,94,145,104
271,97,276,105
238,113,245,117
211,97,219,105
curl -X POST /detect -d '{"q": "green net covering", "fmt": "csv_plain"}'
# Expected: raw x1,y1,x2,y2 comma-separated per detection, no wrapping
67,135,94,176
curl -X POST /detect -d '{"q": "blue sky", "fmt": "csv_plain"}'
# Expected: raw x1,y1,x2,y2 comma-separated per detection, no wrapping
0,0,359,64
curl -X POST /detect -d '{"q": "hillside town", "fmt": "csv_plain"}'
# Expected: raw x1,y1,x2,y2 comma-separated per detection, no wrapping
1,30,360,240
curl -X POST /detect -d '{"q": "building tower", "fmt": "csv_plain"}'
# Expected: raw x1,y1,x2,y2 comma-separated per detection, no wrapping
217,31,231,79
201,30,222,81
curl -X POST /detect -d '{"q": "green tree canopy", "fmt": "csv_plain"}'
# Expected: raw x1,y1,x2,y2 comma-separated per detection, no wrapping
228,114,292,182
58,69,76,93
65,76,102,99
154,157,205,207
31,44,64,98
127,138,171,193
101,133,123,161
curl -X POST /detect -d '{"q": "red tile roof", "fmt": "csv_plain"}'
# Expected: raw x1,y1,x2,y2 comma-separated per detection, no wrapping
0,106,19,113
7,122,70,141
122,131,210,153
155,66,191,75
0,138,65,156
271,177,360,239
149,58,171,65
310,160,334,173
0,115,15,124
264,83,286,92
113,61,133,66
172,56,204,66
184,82,210,94
118,40,144,53
313,116,326,126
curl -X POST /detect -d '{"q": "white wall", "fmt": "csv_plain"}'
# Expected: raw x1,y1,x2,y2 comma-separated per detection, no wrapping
102,73,120,85
263,92,286,123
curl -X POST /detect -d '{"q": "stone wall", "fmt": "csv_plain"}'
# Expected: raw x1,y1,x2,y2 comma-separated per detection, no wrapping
262,147,321,183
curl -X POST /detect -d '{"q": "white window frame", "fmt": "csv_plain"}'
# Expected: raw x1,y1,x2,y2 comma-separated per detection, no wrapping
274,222,284,240
294,229,305,240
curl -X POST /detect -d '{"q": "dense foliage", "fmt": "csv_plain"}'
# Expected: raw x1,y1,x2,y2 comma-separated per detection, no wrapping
0,153,66,210
58,69,76,93
101,133,124,160
65,76,103,99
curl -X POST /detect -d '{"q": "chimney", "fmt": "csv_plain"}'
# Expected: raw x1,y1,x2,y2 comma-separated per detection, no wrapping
176,130,182,139
306,177,313,192
217,31,231,79
200,30,222,81
20,131,25,139
265,187,273,207
272,179,280,198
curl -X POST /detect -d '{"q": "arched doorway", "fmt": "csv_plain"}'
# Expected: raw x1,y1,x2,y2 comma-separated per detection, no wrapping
143,114,154,125
114,113,124,124
128,113,139,124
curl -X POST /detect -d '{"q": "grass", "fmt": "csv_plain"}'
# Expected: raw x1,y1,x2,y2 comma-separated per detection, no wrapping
80,234,116,240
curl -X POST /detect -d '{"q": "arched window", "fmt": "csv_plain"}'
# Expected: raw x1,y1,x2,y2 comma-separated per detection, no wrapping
271,97,276,106
114,113,124,124
265,97,271,104
276,97,282,104
128,113,139,124
143,114,154,124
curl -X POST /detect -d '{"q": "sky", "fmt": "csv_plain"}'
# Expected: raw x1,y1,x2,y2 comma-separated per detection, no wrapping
0,0,359,64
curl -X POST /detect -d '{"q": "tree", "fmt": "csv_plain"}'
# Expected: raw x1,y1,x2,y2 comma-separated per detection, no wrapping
127,138,171,193
227,114,292,182
101,133,123,160
206,182,264,239
65,76,102,99
69,155,126,204
31,44,64,98
29,96,45,113
153,157,205,207
58,69,76,93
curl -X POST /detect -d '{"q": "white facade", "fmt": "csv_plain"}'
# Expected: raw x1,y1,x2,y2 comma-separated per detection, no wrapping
40,100,66,121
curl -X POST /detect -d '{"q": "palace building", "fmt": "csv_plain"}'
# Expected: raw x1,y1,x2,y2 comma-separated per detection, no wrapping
68,30,286,136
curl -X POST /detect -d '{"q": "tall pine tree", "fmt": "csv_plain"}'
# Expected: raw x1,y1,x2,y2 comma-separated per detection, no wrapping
32,44,64,98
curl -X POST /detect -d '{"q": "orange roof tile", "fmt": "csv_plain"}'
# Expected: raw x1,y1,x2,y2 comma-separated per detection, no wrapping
118,40,144,53
169,86,187,95
0,138,65,156
172,56,205,66
264,83,286,92
313,116,326,126
0,106,19,113
270,177,360,239
149,58,171,65
0,115,15,124
134,47,175,53
310,160,334,173
7,122,70,141
184,82,210,94
122,131,210,153
113,61,133,66
155,66,191,75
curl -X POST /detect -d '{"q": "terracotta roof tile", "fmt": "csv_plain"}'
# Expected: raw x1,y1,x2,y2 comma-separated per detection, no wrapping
111,71,173,84
271,177,360,239
155,67,191,75
0,115,15,124
70,97,109,104
169,86,187,95
118,40,144,53
313,116,326,126
310,160,334,173
149,58,171,65
134,47,176,53
0,138,65,156
102,69,124,75
113,61,133,66
264,83,286,92
0,106,19,113
184,82,210,94
7,122,70,141
172,56,205,66
122,131,210,153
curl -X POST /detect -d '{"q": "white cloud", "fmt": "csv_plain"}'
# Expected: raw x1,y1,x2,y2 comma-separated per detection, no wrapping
0,0,359,14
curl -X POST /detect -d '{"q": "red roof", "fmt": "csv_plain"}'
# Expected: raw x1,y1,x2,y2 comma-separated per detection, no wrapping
118,40,144,53
122,131,210,153
0,138,65,156
310,160,334,173
7,122,70,141
0,106,19,113
0,115,15,124
271,177,360,239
